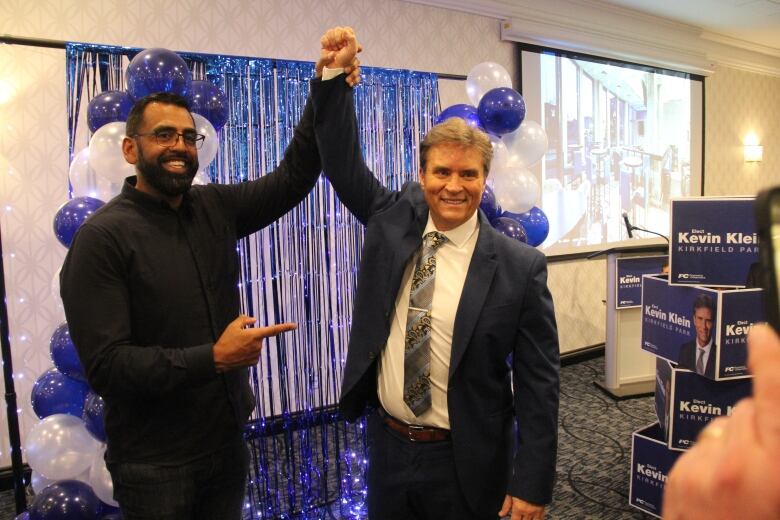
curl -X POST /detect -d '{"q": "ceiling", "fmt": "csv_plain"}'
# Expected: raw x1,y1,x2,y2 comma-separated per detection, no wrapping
405,0,780,56
604,0,780,52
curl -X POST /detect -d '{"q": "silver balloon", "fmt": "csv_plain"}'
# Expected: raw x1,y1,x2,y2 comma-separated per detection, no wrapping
24,414,101,480
88,445,118,506
491,166,540,214
465,62,513,107
192,113,219,169
69,147,120,202
502,120,549,169
88,122,135,185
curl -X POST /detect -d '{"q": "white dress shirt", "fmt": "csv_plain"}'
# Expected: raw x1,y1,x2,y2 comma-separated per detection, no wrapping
377,211,480,428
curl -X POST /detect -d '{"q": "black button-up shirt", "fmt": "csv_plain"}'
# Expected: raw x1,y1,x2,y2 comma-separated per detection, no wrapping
60,97,320,465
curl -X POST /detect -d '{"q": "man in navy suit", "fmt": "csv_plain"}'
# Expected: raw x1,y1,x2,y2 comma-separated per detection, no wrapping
678,294,717,378
312,28,559,520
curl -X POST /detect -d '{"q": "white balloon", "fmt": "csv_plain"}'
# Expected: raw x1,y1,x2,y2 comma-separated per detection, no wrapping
24,414,101,480
488,134,508,176
192,170,211,186
69,147,120,201
492,166,540,214
31,468,91,494
31,470,56,494
192,113,219,169
89,445,118,506
502,120,549,169
88,122,135,185
466,62,513,107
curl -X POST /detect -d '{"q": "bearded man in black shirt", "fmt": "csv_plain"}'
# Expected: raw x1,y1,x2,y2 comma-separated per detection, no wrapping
59,44,360,520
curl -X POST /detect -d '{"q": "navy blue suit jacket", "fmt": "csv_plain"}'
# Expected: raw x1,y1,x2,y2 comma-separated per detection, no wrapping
678,340,717,378
310,77,560,509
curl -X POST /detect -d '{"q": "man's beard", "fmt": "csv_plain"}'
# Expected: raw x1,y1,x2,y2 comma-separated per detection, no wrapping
136,147,199,197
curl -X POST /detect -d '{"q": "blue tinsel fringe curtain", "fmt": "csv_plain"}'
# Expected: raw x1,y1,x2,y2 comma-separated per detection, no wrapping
65,43,439,518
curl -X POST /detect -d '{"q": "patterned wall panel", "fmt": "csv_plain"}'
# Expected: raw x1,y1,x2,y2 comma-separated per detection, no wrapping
705,65,780,196
0,0,516,77
0,45,70,468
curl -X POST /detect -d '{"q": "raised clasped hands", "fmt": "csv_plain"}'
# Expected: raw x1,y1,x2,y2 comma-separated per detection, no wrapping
317,26,362,87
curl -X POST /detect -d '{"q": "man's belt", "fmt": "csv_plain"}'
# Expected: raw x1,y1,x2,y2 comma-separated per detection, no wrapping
378,408,451,442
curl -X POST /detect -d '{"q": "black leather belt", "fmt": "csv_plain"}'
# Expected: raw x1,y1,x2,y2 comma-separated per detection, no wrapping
378,408,451,442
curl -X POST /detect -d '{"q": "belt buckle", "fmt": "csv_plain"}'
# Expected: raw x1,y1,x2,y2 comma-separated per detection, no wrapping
408,424,425,442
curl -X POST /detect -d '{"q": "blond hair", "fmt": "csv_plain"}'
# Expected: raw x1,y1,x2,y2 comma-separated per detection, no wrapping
419,117,493,176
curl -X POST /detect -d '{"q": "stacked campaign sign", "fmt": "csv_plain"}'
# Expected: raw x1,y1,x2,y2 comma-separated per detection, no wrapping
640,274,761,380
670,197,758,287
630,197,761,518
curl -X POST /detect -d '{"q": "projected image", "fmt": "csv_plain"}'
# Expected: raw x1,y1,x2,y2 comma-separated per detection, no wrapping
523,51,702,254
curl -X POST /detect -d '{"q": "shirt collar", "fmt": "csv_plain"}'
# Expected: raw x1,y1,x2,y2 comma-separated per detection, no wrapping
697,337,713,352
423,210,479,249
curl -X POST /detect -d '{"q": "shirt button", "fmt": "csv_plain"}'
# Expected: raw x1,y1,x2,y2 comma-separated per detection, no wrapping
368,351,376,360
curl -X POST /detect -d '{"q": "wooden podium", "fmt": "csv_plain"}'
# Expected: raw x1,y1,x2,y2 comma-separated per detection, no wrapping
589,243,667,399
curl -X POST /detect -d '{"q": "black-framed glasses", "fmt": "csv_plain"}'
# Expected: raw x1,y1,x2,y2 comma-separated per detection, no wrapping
131,130,206,149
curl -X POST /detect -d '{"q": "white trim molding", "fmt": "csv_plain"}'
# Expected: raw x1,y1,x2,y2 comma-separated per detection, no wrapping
404,0,780,76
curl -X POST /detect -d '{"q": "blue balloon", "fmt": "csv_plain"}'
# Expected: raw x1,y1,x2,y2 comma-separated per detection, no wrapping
15,512,29,520
435,104,484,131
126,48,192,100
479,185,502,221
491,216,528,243
188,80,229,131
477,87,526,136
50,322,86,382
86,91,133,133
53,197,104,248
31,368,90,420
502,207,549,247
82,391,107,443
29,480,101,520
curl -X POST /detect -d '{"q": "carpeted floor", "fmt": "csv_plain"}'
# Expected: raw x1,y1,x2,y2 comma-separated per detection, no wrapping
0,354,657,519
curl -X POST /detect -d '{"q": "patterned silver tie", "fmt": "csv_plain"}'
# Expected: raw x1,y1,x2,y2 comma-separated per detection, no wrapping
696,348,705,375
404,231,447,416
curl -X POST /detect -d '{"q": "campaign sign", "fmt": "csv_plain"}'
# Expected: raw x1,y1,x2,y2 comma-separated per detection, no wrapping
654,357,672,440
657,359,753,451
670,197,758,287
616,255,668,309
641,274,761,380
641,274,715,363
630,423,682,517
717,289,763,379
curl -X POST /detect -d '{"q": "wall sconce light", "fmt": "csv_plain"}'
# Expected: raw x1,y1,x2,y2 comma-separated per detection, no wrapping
744,133,763,162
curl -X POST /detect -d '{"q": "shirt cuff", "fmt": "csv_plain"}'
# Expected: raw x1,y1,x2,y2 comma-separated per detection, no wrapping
322,66,345,81
183,342,218,381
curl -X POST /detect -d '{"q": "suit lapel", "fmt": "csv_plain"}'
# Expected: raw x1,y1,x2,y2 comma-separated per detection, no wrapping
448,215,498,380
384,201,428,314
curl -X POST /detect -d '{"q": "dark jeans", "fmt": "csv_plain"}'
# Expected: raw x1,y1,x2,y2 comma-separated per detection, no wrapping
107,439,249,520
366,411,498,520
